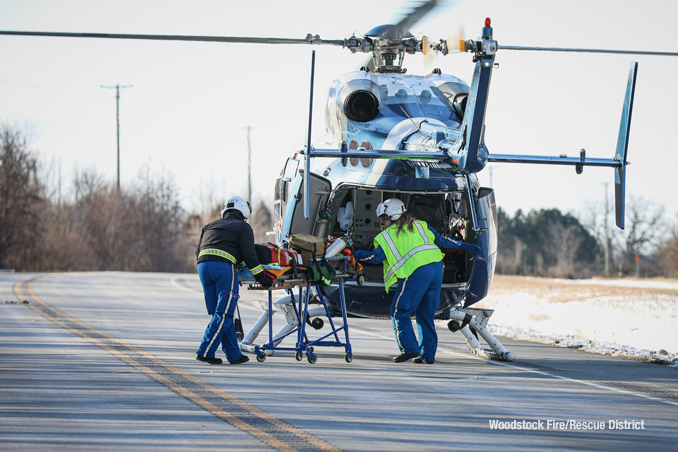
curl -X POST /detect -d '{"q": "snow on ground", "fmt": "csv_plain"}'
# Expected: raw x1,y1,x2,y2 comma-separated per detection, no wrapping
470,277,678,367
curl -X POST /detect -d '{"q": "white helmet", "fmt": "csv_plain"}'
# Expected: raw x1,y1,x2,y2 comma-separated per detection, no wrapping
376,198,406,221
221,196,251,219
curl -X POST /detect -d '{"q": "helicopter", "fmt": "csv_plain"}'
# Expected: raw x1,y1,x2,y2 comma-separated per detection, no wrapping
2,0,676,362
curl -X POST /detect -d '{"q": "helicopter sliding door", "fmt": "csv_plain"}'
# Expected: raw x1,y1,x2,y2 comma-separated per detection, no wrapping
286,170,332,237
466,187,498,305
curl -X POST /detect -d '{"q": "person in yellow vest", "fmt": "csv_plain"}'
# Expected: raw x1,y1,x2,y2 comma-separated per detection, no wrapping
355,198,481,364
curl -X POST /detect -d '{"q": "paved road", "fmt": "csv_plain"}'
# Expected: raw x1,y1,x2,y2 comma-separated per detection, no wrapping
1,272,676,451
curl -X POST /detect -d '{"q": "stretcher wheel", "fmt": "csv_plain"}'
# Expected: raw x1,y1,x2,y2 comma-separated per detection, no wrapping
345,352,353,363
295,351,303,361
256,353,266,363
306,352,317,364
357,275,365,286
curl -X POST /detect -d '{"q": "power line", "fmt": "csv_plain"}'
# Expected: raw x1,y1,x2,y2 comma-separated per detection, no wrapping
101,83,133,191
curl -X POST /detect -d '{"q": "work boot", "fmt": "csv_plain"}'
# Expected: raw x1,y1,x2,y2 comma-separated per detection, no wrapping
230,355,249,365
413,358,434,364
196,355,223,364
393,352,419,363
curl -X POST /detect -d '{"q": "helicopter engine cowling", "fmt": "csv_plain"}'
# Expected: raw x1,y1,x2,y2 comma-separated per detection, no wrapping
324,70,470,151
344,89,379,122
326,72,387,143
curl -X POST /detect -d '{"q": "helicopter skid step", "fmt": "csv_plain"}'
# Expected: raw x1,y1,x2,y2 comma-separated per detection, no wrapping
447,307,515,362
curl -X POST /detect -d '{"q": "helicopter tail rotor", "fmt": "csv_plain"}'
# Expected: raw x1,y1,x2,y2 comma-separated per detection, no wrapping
444,22,466,54
422,35,436,72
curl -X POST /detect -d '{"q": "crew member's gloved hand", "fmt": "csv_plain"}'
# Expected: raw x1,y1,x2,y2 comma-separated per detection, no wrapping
459,243,482,256
255,270,276,288
355,250,374,262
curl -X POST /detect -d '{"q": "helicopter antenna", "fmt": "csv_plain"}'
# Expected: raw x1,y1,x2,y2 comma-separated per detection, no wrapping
399,105,429,139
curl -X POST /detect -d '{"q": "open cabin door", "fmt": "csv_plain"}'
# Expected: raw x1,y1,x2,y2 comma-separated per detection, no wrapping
288,169,332,236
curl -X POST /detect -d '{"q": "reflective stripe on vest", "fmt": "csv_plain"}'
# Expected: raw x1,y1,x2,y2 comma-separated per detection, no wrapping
375,220,444,292
198,248,237,264
249,264,264,276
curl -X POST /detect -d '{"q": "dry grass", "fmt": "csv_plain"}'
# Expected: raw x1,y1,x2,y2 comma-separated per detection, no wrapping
487,275,678,304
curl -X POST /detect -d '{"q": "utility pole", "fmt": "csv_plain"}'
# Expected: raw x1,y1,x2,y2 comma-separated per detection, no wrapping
101,83,133,191
603,182,611,277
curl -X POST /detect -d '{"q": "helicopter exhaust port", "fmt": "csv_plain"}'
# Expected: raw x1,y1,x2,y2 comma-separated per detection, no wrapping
343,90,380,122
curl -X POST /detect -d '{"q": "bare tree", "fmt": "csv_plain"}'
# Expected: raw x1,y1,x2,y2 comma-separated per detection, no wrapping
84,188,142,271
0,125,45,270
73,165,106,204
543,221,584,278
39,164,194,273
192,172,225,219
250,199,273,243
612,195,666,274
580,198,607,252
658,213,678,278
497,238,526,275
131,165,191,272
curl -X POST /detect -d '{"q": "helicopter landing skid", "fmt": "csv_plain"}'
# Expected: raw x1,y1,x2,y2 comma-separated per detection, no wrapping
446,307,515,362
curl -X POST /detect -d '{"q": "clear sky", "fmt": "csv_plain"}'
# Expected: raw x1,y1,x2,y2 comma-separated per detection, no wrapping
1,0,676,223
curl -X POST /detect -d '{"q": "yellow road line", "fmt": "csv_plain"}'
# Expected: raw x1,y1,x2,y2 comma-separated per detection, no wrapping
13,275,341,452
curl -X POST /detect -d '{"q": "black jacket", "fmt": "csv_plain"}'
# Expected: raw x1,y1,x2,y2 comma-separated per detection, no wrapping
195,212,263,272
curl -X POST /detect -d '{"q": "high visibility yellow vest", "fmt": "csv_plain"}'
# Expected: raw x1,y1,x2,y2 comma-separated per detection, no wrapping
374,220,444,293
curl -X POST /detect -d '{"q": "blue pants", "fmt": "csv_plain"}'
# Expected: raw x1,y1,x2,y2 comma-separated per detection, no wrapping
196,261,243,362
390,261,443,362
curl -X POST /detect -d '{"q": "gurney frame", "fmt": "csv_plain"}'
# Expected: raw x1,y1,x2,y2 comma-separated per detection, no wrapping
239,257,353,364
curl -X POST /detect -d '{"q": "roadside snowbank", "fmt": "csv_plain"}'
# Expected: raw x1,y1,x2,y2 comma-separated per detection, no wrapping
474,278,678,367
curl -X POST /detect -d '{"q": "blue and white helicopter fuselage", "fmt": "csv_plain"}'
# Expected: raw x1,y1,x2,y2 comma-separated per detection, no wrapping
273,69,498,321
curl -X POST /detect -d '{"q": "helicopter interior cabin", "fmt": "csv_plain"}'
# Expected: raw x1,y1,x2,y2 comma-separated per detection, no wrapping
325,187,474,285
273,163,479,286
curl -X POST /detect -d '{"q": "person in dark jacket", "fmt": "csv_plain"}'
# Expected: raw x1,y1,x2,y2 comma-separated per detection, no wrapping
195,196,275,364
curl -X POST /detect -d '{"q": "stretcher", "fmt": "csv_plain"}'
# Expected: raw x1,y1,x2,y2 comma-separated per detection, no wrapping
237,256,353,364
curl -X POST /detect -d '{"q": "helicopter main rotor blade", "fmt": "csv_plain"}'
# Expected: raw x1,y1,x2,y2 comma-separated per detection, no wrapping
392,0,439,38
0,30,345,46
500,44,678,57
